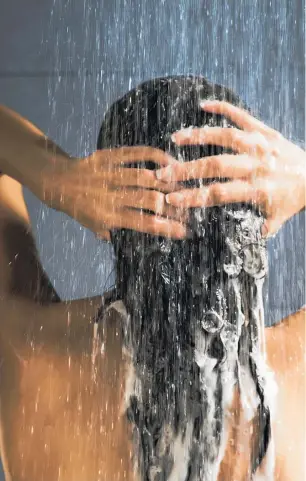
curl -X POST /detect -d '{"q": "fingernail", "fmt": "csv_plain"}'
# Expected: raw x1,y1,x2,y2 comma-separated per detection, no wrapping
156,166,172,181
200,100,217,108
166,193,184,205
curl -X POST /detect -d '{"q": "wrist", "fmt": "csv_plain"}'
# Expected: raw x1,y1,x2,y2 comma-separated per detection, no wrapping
32,146,74,209
0,105,72,202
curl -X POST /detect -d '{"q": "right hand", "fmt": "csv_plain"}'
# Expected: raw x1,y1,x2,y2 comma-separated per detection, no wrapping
41,147,187,241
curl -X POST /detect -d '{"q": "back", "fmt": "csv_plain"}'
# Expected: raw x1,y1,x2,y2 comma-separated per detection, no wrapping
0,297,134,481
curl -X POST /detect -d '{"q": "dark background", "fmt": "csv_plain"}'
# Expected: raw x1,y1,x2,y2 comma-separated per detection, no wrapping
0,2,304,474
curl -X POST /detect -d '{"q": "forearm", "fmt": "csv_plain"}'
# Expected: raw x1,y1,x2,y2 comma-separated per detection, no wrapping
0,105,70,197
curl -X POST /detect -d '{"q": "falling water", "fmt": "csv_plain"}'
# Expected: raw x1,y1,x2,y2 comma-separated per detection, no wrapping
32,0,304,321
12,0,305,480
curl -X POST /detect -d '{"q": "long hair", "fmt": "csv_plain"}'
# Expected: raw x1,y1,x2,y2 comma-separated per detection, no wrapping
97,76,272,481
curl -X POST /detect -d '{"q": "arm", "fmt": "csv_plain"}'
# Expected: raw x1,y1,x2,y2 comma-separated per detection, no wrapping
0,104,69,195
0,105,185,304
0,174,30,226
0,104,185,240
0,106,68,301
0,174,60,303
158,100,306,237
156,100,305,479
0,106,73,301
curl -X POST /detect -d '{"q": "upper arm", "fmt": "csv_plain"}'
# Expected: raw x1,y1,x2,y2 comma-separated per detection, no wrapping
0,175,60,303
0,174,30,224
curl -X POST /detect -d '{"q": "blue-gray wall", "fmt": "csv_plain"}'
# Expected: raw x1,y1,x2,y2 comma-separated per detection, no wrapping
1,0,305,321
0,3,304,474
0,2,305,315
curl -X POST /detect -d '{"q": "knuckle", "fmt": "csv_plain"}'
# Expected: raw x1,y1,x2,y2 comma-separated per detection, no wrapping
271,146,281,157
173,163,184,178
209,156,222,174
255,143,267,157
149,216,160,232
209,183,224,203
227,129,241,146
256,162,270,177
149,190,162,203
140,169,153,181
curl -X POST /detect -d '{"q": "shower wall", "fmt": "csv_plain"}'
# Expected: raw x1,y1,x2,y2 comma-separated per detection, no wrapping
0,1,304,479
0,0,304,331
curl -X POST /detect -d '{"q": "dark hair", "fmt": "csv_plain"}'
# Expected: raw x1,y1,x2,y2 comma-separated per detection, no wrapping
97,76,272,481
98,75,244,165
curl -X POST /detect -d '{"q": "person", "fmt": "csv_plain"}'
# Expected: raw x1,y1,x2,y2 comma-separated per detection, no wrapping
0,75,304,481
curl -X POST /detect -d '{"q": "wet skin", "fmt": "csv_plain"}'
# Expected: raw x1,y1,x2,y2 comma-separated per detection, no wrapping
0,176,304,481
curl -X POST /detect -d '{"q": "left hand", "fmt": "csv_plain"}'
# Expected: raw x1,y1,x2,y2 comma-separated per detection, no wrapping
155,101,306,237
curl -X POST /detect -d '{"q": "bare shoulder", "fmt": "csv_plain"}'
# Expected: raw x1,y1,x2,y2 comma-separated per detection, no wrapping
0,295,103,356
0,295,132,481
265,308,305,481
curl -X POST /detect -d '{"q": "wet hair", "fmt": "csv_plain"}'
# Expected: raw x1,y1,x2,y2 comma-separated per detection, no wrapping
97,76,272,480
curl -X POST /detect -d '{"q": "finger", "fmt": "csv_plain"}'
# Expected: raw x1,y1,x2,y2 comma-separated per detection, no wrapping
111,209,187,239
74,202,187,239
165,180,262,208
99,146,176,167
71,170,181,195
122,146,177,166
114,189,188,221
155,154,259,182
172,127,271,157
105,168,182,193
199,100,278,137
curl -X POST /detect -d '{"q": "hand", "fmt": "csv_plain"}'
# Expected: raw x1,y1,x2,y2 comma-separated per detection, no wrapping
42,147,187,241
156,101,306,237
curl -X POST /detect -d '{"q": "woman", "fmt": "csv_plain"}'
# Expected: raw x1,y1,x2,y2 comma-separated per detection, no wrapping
0,76,304,481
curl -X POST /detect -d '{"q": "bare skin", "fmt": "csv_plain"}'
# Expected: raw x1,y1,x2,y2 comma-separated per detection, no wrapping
0,102,304,480
0,105,187,241
0,176,304,481
0,101,304,241
157,100,306,237
0,177,134,481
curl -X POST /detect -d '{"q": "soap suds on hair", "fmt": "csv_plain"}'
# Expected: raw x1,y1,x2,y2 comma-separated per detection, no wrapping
97,76,277,481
